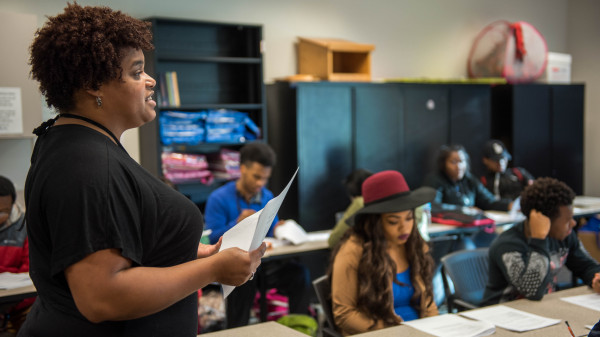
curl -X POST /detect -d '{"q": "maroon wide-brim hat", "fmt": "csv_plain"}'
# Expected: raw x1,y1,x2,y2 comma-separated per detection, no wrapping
346,170,435,226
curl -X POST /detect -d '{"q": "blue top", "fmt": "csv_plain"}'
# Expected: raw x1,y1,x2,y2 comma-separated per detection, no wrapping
392,268,418,321
204,181,278,243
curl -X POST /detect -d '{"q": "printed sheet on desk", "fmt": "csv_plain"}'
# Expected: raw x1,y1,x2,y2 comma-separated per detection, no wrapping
460,305,561,332
0,272,33,290
218,168,298,298
560,293,600,312
267,221,330,247
402,314,495,337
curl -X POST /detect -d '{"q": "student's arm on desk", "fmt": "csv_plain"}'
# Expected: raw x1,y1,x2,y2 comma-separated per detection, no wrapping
331,239,386,335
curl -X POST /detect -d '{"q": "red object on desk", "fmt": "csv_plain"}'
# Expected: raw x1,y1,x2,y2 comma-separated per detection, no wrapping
432,211,495,227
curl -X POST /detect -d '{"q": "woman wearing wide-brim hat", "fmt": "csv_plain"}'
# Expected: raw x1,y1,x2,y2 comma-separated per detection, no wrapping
328,170,438,336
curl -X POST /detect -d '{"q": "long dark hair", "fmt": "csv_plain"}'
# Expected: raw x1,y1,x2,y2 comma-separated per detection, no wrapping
328,210,434,327
436,144,471,178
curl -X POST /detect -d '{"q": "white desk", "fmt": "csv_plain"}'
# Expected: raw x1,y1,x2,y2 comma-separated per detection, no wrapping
574,196,600,217
263,230,331,260
354,285,597,337
427,195,600,238
200,321,309,337
0,284,36,312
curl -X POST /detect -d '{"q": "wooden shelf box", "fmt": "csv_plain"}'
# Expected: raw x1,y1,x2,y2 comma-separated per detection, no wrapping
297,37,375,81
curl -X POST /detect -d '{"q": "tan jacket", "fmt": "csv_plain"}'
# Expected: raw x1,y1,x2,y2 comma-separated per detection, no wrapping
331,236,438,336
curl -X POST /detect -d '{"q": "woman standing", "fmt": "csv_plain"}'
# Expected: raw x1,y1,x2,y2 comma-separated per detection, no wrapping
329,170,438,336
21,4,264,336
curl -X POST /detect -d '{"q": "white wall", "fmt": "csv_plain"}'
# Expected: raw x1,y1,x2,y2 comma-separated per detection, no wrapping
568,0,600,196
1,0,597,194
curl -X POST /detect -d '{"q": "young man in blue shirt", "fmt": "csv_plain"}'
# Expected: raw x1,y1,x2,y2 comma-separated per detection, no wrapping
204,143,309,328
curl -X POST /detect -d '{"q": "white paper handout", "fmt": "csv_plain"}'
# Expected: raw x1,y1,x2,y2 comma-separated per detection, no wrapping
219,168,298,298
460,304,561,332
0,272,33,290
561,293,600,312
402,314,495,337
274,219,309,245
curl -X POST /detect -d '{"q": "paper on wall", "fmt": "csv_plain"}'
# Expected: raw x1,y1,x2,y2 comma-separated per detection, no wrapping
0,87,23,135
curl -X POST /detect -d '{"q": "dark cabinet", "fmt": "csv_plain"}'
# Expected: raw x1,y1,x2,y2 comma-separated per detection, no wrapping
268,83,353,230
402,85,450,188
491,84,584,194
449,85,492,176
138,18,266,204
267,82,491,230
354,85,404,173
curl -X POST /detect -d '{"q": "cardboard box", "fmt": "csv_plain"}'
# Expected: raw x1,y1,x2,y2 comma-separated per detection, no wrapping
540,52,572,83
297,37,375,81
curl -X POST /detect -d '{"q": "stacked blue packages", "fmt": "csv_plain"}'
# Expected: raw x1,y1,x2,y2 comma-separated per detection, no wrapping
204,109,260,143
159,111,206,145
159,109,261,145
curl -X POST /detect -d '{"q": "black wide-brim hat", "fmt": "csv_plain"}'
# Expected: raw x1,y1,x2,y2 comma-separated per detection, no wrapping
346,170,435,226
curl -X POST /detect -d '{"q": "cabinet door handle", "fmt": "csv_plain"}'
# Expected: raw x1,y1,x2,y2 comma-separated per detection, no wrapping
426,99,436,111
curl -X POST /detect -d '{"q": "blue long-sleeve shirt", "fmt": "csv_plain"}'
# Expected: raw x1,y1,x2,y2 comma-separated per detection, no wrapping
204,181,278,243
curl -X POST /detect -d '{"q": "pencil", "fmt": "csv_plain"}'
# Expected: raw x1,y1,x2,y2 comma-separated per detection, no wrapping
565,320,575,337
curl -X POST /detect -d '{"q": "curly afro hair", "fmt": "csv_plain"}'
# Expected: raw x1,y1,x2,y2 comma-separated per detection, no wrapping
29,2,154,112
520,177,575,221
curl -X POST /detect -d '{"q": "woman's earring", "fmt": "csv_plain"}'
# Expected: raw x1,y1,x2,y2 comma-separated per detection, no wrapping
96,96,102,108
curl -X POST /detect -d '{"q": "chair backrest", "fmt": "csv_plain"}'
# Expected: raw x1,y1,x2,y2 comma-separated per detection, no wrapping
312,275,337,333
441,247,489,309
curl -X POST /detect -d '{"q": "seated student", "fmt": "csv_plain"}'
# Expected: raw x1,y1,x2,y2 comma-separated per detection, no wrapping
480,139,534,200
424,144,512,212
482,177,600,305
204,143,310,328
329,170,438,336
328,169,372,248
0,176,34,333
329,169,433,248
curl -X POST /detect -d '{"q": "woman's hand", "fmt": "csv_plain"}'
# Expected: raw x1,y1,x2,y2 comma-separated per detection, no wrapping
197,237,222,259
213,242,266,286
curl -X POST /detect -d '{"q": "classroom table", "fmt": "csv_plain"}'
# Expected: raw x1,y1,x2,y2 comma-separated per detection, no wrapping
353,285,598,337
256,230,331,322
0,284,36,306
263,230,331,260
573,196,600,218
200,321,309,337
427,195,600,238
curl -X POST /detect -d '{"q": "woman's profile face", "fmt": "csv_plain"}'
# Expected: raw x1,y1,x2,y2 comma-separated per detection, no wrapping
98,48,157,129
444,150,467,182
381,210,414,246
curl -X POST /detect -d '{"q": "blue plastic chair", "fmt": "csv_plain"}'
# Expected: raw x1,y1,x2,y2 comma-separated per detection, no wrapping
441,247,489,312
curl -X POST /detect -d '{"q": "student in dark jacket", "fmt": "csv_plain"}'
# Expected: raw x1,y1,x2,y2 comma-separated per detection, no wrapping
480,140,534,200
482,177,600,305
424,144,512,212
